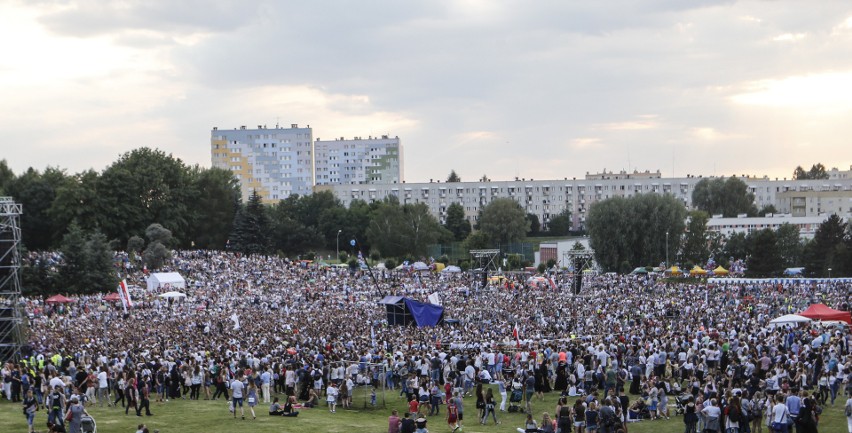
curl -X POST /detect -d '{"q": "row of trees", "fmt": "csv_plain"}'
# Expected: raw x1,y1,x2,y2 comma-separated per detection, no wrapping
587,191,852,277
0,149,240,252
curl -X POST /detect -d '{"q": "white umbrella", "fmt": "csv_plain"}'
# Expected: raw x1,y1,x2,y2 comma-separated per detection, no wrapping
442,265,462,273
158,291,187,299
411,261,429,271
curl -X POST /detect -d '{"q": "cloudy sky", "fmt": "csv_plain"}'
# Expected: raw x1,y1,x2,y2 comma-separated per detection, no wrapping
2,0,852,182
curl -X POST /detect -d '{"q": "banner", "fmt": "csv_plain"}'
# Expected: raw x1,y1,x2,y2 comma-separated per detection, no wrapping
117,279,133,312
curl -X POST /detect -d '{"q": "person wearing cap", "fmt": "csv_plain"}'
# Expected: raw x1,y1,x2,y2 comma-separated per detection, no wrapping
64,394,89,433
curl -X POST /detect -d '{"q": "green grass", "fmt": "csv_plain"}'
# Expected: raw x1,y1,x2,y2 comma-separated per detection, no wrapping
1,387,848,433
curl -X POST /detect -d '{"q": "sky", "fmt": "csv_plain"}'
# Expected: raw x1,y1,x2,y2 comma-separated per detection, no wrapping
2,0,852,183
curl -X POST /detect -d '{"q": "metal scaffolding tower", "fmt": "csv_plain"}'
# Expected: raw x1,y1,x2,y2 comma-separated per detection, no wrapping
0,197,23,362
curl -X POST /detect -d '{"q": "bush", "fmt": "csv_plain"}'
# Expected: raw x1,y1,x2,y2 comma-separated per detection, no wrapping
370,251,381,263
304,251,317,261
384,259,397,270
546,259,557,269
537,263,546,274
338,251,349,263
437,255,450,265
459,260,470,271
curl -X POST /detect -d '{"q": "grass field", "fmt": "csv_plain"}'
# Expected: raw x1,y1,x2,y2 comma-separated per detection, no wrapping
1,385,848,433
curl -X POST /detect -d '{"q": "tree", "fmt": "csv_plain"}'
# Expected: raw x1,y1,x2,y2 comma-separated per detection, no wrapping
365,198,449,257
587,194,686,272
6,167,70,250
127,235,144,255
808,163,829,180
0,159,14,195
463,231,492,250
722,232,749,262
682,211,710,265
446,170,461,183
802,214,848,277
758,204,778,217
188,167,241,249
479,198,530,246
444,202,471,241
96,147,194,247
143,223,173,270
775,223,802,268
546,209,572,236
746,229,781,277
230,190,271,255
691,177,757,217
59,223,118,294
793,163,829,180
526,213,541,236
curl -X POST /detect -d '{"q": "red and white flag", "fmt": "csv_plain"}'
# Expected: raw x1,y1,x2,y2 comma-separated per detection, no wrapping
117,279,133,312
513,323,520,347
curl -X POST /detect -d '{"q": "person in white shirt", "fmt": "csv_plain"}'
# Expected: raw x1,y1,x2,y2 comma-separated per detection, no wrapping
842,390,852,433
771,394,790,433
97,367,110,407
230,374,246,419
326,382,339,413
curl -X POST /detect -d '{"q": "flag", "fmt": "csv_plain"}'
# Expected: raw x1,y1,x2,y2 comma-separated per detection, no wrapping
427,292,441,306
117,279,133,312
370,325,376,348
230,313,241,330
513,323,520,348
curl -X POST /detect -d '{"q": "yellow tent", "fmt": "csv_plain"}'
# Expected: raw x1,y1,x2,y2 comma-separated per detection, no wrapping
712,266,729,275
434,263,445,272
690,265,708,275
666,266,682,275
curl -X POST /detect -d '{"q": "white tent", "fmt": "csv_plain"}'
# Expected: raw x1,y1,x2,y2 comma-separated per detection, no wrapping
411,261,430,271
769,314,812,328
147,272,186,291
158,291,187,299
442,265,462,273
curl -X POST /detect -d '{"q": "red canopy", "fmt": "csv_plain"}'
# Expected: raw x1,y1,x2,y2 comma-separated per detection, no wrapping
799,303,852,324
102,293,121,302
45,294,75,304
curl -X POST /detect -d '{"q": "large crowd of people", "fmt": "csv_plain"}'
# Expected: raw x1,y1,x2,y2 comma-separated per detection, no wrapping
3,249,852,433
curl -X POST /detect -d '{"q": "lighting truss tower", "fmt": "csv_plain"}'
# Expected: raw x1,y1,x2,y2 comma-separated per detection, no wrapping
0,197,23,362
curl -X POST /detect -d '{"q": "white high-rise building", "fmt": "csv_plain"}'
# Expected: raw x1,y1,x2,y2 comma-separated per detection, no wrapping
314,135,402,185
211,124,314,203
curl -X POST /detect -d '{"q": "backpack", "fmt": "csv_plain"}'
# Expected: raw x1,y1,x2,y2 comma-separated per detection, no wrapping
727,405,741,423
600,408,615,427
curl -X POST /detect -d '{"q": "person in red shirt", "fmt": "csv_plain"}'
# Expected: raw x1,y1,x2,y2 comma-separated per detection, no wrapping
408,396,419,415
447,399,459,431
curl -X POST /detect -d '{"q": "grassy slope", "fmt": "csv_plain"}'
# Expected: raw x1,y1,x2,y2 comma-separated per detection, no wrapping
1,385,848,433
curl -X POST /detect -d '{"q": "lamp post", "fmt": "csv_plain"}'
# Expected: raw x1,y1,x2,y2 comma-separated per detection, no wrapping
666,230,670,269
828,267,832,278
336,230,342,262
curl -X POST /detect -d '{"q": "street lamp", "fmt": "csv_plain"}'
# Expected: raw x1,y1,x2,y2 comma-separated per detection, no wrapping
828,267,832,278
336,230,342,262
665,230,670,269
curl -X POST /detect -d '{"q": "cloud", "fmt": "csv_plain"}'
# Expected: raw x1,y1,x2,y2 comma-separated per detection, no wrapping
594,115,660,130
3,0,852,183
772,33,806,42
730,71,852,112
571,138,603,149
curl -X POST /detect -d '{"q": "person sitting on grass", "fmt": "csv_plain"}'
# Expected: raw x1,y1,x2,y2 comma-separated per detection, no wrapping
269,397,285,416
282,394,299,417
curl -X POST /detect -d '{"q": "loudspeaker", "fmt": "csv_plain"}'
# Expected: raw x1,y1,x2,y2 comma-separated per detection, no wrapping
481,271,488,287
0,307,12,319
573,273,583,294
